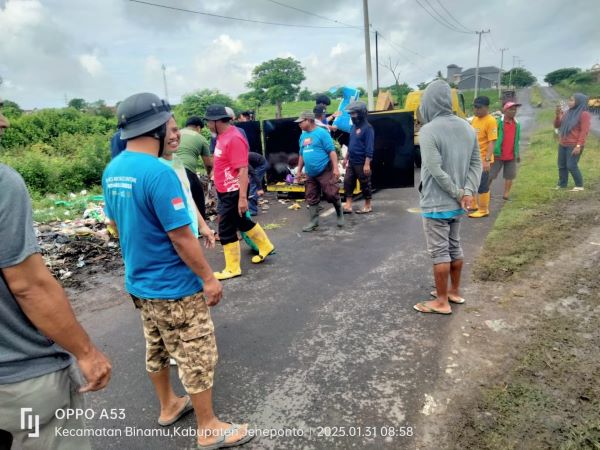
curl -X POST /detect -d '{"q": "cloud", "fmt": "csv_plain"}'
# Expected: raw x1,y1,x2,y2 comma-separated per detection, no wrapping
1,0,599,108
79,53,103,77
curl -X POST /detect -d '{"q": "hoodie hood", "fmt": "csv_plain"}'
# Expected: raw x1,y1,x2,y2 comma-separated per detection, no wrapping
419,79,453,124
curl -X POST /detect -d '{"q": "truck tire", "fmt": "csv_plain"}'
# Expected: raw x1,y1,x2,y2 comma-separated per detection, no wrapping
414,145,422,168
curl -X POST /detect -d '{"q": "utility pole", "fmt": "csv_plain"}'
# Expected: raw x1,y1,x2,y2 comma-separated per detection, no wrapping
375,30,379,93
161,64,169,102
362,0,374,110
498,47,508,98
474,29,490,99
509,55,518,88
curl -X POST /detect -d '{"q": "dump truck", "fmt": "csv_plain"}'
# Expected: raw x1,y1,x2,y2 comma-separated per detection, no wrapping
399,89,467,168
588,96,600,115
263,110,415,198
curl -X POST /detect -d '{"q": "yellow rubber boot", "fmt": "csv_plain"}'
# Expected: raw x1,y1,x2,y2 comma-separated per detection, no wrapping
214,241,242,280
245,223,275,264
468,192,490,218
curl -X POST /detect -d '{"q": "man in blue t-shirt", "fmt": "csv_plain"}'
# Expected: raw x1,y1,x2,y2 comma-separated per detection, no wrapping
294,111,344,231
103,93,253,448
343,101,375,214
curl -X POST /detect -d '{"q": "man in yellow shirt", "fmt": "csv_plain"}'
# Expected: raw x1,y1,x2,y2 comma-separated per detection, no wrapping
469,96,497,218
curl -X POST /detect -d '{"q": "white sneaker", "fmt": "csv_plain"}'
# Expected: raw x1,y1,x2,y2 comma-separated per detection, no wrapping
570,187,584,191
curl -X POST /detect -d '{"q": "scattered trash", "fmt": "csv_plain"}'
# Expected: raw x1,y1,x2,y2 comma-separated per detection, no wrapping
288,203,301,210
263,223,282,230
421,394,438,415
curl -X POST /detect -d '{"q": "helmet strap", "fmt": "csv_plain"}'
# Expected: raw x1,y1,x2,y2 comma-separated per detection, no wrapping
155,123,167,157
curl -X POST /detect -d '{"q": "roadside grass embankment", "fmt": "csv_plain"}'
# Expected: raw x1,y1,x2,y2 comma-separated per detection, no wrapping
554,81,600,98
473,109,600,282
454,107,600,449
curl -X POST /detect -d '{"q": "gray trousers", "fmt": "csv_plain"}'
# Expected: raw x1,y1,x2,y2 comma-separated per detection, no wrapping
0,365,91,450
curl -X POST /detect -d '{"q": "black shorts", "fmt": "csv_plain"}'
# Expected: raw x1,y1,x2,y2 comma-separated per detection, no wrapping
217,191,255,245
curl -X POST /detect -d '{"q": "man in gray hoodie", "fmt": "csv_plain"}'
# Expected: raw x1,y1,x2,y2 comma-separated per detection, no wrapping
414,80,481,315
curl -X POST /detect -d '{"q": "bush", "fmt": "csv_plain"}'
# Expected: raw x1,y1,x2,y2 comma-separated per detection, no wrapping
1,134,110,195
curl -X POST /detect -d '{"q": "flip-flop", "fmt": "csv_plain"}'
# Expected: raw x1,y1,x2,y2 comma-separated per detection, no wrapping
158,396,193,426
429,290,466,304
355,208,372,214
343,209,353,214
413,302,452,315
197,422,255,449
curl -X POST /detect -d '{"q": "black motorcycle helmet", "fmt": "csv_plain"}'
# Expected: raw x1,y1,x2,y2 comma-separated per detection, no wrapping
117,92,172,156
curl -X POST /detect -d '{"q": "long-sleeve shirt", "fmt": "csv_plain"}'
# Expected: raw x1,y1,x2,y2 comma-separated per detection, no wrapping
554,111,591,147
347,123,375,165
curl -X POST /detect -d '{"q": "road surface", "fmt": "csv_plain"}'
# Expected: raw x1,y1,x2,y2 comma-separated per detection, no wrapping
77,89,537,449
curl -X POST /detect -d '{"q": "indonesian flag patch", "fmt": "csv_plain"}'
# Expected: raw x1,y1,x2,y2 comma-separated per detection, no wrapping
171,197,185,211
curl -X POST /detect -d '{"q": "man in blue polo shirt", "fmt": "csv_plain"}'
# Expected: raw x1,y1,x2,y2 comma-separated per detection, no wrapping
103,93,252,448
294,111,344,231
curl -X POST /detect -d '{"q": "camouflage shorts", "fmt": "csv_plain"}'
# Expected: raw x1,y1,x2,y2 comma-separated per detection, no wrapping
133,292,218,394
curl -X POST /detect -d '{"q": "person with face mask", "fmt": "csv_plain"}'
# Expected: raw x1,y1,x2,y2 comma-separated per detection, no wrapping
342,101,375,214
553,93,591,191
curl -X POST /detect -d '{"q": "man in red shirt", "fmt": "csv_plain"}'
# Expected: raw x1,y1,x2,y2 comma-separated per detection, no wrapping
205,105,274,280
490,102,521,200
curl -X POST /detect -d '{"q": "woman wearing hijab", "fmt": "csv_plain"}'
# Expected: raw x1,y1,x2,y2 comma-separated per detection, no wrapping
554,93,591,191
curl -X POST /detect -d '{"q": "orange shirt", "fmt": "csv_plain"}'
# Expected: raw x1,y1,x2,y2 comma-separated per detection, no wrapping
471,114,498,163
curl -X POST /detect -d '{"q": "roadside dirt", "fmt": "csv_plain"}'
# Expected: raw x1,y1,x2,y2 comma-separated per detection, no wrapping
415,193,600,449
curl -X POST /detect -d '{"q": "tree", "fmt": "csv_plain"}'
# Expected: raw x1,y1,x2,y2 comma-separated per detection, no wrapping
417,81,430,90
297,88,313,101
68,98,87,110
177,89,236,120
1,99,23,118
247,57,305,119
544,68,580,86
237,90,266,118
569,71,594,84
501,68,536,88
388,83,413,107
88,99,114,119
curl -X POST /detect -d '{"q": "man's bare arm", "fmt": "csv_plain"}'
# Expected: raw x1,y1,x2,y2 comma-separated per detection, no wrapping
2,254,112,392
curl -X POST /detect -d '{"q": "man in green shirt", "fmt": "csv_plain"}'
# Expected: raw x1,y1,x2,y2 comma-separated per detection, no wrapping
178,116,213,219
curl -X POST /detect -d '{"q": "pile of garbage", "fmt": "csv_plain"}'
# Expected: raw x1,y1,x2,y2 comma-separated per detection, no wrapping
35,198,122,284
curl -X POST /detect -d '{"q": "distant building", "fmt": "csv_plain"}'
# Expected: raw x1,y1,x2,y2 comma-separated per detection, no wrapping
446,64,502,90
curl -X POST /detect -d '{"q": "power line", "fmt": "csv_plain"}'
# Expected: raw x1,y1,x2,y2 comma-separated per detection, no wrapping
128,0,355,29
414,0,473,34
434,0,474,33
422,0,469,33
375,30,423,57
264,0,361,29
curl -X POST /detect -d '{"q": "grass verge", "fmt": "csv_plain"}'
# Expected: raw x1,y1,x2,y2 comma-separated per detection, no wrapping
473,109,600,281
453,266,600,449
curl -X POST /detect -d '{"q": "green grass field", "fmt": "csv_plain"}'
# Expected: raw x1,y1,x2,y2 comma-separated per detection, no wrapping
461,89,501,116
473,109,600,281
553,81,600,98
255,100,341,121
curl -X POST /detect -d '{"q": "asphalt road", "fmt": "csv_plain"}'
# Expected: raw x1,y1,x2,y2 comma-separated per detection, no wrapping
78,90,537,450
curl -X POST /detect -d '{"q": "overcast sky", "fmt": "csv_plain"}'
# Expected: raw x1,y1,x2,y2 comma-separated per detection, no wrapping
1,0,598,109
